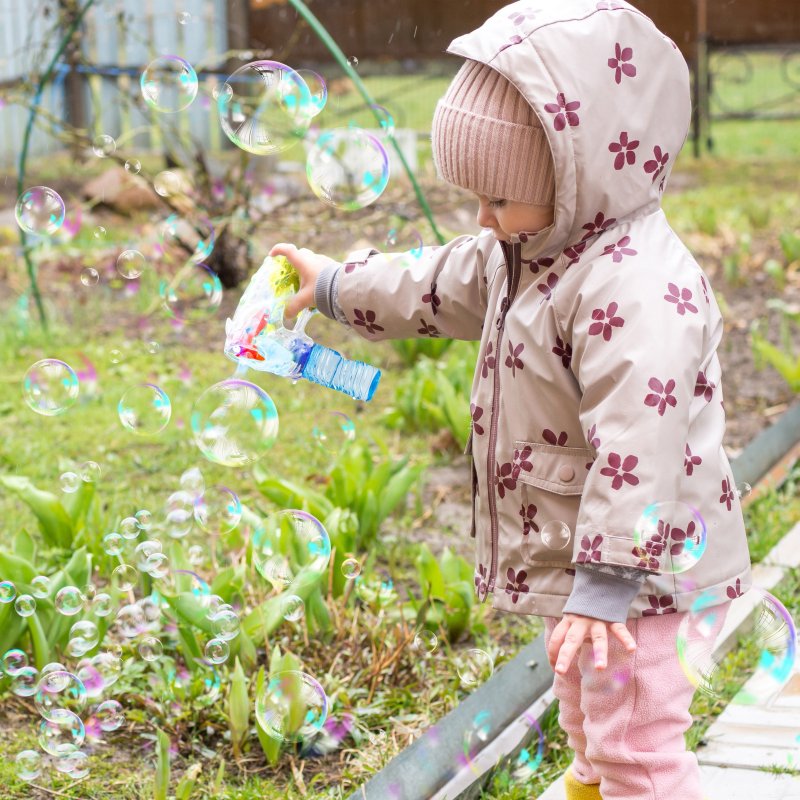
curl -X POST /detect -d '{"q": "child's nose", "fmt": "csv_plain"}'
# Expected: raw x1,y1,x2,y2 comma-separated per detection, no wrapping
476,204,495,229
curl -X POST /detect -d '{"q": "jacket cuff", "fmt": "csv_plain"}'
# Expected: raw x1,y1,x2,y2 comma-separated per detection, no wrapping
314,264,341,321
562,564,643,623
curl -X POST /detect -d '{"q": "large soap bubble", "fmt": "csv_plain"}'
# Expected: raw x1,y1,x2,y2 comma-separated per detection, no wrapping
633,501,707,574
23,359,79,416
255,670,328,742
217,60,313,155
191,379,279,467
306,127,390,211
159,263,223,323
141,56,198,113
15,186,66,236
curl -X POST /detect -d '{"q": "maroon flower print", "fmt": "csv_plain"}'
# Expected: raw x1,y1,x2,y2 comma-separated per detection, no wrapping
587,424,601,449
544,93,581,131
581,212,617,241
563,241,587,268
417,318,440,337
505,567,529,604
525,256,554,275
695,370,715,401
588,301,625,341
644,376,677,416
726,578,744,600
668,519,698,558
422,282,441,316
543,429,568,446
352,309,384,335
664,283,698,315
509,9,537,25
642,594,677,616
576,534,603,564
475,563,488,596
495,461,517,498
609,131,639,170
700,275,710,304
498,35,523,53
519,503,540,536
505,341,525,376
602,235,638,263
644,145,670,184
512,445,533,479
471,403,485,436
538,272,559,302
552,336,572,369
481,341,496,379
684,443,702,476
720,476,734,510
632,520,665,570
608,43,637,84
600,452,639,490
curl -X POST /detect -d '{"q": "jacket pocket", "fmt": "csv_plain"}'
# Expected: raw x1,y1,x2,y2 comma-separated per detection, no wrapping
515,441,593,565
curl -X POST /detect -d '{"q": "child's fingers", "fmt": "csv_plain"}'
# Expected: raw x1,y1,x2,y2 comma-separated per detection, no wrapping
590,621,609,669
610,622,637,652
546,620,568,670
284,286,314,319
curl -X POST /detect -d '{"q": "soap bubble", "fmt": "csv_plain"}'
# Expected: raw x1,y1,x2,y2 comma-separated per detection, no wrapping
191,379,279,467
541,520,572,550
157,213,215,263
95,699,125,731
180,467,205,499
677,587,796,705
15,186,66,235
253,510,331,589
159,262,223,323
633,501,707,574
209,608,240,641
165,490,194,539
55,749,89,778
341,557,361,580
111,564,138,593
144,552,169,579
120,516,140,539
153,169,188,198
77,652,121,697
217,60,313,155
347,56,359,68
116,249,146,279
60,471,81,493
135,508,152,530
55,586,83,616
178,11,191,24
67,621,99,657
15,594,36,617
255,670,328,742
737,482,752,499
92,593,113,616
92,134,116,157
456,648,494,687
296,69,327,117
23,359,79,416
281,594,305,622
193,485,242,533
35,670,88,720
39,710,85,756
103,532,123,555
311,410,355,454
306,127,389,211
80,267,100,286
385,225,424,260
80,460,102,482
138,636,163,661
109,348,123,364
212,82,233,102
135,540,162,570
11,666,39,696
141,55,198,112
0,581,16,603
3,649,28,676
31,575,51,598
15,750,42,781
412,628,439,653
144,340,160,355
116,603,146,638
370,104,395,138
125,158,141,174
204,637,230,664
118,383,171,435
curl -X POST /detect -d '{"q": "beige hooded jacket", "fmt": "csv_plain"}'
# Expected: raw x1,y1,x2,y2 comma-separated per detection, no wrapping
330,0,752,619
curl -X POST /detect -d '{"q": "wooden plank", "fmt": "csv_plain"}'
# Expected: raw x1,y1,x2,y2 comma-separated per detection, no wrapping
695,765,800,800
703,720,800,749
696,739,799,770
764,521,800,570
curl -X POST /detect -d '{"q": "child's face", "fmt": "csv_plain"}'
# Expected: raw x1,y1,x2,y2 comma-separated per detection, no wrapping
475,194,555,242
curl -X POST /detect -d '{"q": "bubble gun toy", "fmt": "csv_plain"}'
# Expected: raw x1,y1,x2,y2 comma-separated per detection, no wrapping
224,255,381,401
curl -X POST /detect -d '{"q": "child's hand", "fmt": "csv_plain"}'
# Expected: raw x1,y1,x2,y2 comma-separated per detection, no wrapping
547,613,637,675
269,243,339,319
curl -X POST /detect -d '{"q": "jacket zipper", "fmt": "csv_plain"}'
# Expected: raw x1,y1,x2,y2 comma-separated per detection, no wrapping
485,241,522,595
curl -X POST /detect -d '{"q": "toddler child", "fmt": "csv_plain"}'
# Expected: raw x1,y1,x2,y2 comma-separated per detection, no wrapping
270,2,752,798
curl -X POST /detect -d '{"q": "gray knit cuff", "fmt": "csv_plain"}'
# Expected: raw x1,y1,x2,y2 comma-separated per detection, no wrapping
314,264,340,321
562,564,645,624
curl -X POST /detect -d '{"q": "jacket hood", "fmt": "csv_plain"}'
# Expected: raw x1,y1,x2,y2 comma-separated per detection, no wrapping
445,0,692,262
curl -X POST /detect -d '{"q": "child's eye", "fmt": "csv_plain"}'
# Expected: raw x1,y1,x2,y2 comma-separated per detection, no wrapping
488,199,506,209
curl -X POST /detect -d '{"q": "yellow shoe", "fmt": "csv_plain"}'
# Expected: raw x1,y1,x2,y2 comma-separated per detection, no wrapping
564,769,602,800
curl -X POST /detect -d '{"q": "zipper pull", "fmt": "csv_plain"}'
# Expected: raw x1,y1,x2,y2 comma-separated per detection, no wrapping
496,296,509,330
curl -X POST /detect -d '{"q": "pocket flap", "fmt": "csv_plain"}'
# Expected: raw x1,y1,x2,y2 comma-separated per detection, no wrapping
514,441,593,496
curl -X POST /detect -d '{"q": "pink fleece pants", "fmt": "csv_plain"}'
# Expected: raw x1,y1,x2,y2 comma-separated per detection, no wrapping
544,605,729,800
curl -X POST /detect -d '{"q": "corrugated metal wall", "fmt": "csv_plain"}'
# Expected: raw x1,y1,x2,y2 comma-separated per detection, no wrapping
0,0,229,167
